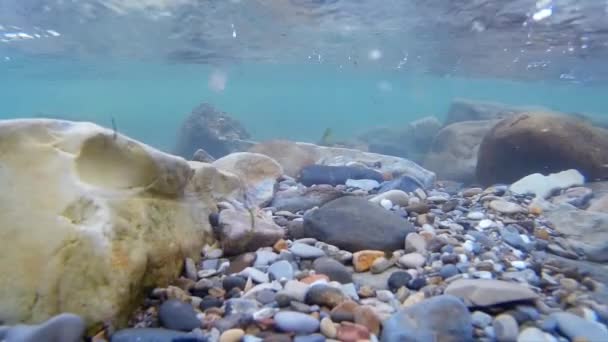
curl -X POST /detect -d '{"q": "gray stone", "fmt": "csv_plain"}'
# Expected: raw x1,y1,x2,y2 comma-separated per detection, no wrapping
490,200,525,215
303,197,415,252
280,280,310,302
552,187,593,208
444,279,538,307
398,253,426,268
293,333,326,342
501,270,540,287
472,311,493,328
159,300,201,331
313,257,353,284
185,258,198,281
255,289,277,305
551,312,608,342
225,298,261,316
110,328,206,342
381,295,473,342
239,267,269,283
354,268,402,291
517,327,555,342
371,257,396,274
271,185,345,213
290,243,326,259
405,233,427,254
305,285,348,308
500,226,530,251
493,314,519,342
268,260,294,281
219,208,284,256
0,313,85,342
440,264,460,279
345,178,380,191
274,311,320,334
369,190,410,207
254,251,279,268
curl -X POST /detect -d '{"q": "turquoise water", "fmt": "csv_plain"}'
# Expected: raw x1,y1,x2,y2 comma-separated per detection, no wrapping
1,57,607,153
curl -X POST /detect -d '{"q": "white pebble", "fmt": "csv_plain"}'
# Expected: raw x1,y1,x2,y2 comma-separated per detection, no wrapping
415,188,427,200
380,199,393,210
376,290,395,302
473,271,493,279
478,219,494,229
422,224,435,233
520,234,531,244
463,240,474,252
467,212,485,220
458,254,469,263
511,261,527,270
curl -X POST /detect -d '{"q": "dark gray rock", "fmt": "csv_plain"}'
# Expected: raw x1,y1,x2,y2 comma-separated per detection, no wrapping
256,289,277,305
313,257,353,284
500,225,530,251
298,165,384,186
381,295,473,342
387,271,412,292
223,276,247,292
0,313,85,342
159,299,201,331
440,264,460,279
174,103,251,159
551,312,608,342
111,328,207,342
268,260,294,280
305,285,348,308
303,197,415,252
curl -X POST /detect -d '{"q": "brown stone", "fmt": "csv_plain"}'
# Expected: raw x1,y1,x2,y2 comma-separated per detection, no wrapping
476,112,608,185
534,228,550,240
336,322,371,342
352,250,385,272
330,301,359,322
273,239,289,252
301,274,330,284
227,252,256,274
353,306,381,335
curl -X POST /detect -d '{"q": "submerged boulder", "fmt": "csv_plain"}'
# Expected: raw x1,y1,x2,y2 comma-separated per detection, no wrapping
0,119,230,329
175,103,251,159
271,185,346,213
444,98,540,126
303,196,415,252
424,120,497,183
250,140,436,188
476,112,608,185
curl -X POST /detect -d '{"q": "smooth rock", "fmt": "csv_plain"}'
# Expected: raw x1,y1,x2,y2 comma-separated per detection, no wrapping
223,276,248,292
220,329,245,342
225,298,261,316
320,317,337,338
398,253,426,269
293,334,326,342
219,208,285,256
405,233,427,254
440,264,460,279
336,322,371,341
274,311,320,334
517,327,555,342
354,305,381,335
509,169,585,199
227,253,257,274
381,295,473,342
378,175,425,193
159,300,201,331
353,250,385,272
472,311,493,328
303,197,415,252
281,280,310,302
387,272,412,292
239,267,269,283
476,112,608,185
268,260,294,281
271,186,345,213
313,257,353,284
254,251,279,268
490,200,526,214
290,243,326,259
493,314,519,342
551,312,608,342
299,165,384,186
552,187,593,208
500,225,530,251
445,279,538,307
0,313,85,342
371,257,395,274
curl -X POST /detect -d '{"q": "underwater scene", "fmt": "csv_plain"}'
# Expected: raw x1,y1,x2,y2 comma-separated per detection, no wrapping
1,1,608,341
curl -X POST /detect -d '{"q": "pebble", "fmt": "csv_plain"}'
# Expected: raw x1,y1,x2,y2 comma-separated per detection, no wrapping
320,317,337,338
293,333,326,342
306,284,348,308
159,299,201,331
313,257,352,284
380,199,393,210
341,283,359,301
551,312,608,342
467,212,485,220
274,311,320,334
281,280,310,302
290,243,326,259
353,250,385,272
110,328,204,342
490,200,525,214
493,314,519,342
440,264,460,279
0,313,85,342
405,233,427,254
353,305,381,335
223,276,247,292
472,311,493,328
227,252,257,274
478,219,494,229
184,258,198,281
239,267,269,283
517,327,556,342
387,271,412,292
398,253,426,268
268,260,294,281
371,257,395,274
255,251,279,268
220,328,246,342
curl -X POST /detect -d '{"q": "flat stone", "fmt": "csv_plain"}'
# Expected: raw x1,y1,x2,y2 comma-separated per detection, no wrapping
353,306,381,335
352,250,385,272
467,212,485,220
510,169,585,199
553,187,593,208
440,264,460,279
225,298,261,316
268,260,294,281
371,257,395,274
345,178,380,191
227,253,257,274
551,312,608,342
274,311,320,335
239,267,269,283
381,295,473,342
320,317,337,339
500,225,530,251
337,322,371,341
398,253,426,269
490,200,526,215
405,233,427,254
254,251,279,268
290,243,326,259
220,328,245,342
387,271,412,292
280,280,310,302
185,258,198,281
313,257,353,284
369,190,410,207
159,300,201,331
0,314,85,342
517,327,555,342
303,197,415,252
219,208,284,256
445,279,538,307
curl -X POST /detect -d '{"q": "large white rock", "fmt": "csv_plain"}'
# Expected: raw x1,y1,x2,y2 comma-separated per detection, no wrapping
0,119,231,329
510,169,585,199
